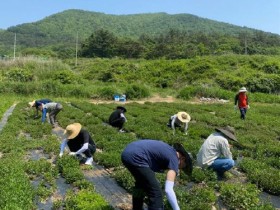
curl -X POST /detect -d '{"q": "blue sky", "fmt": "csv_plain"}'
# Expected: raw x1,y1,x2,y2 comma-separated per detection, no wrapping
1,0,280,35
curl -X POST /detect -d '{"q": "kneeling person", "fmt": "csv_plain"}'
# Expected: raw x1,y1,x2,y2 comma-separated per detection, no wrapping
59,123,96,165
109,106,127,132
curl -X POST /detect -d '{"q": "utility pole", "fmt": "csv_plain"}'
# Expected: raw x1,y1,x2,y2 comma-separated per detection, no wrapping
13,33,16,60
75,32,78,67
244,33,248,55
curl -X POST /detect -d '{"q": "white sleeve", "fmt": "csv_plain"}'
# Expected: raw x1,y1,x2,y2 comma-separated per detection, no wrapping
120,113,127,121
183,122,189,133
60,139,67,154
75,143,89,155
171,115,176,130
165,180,180,210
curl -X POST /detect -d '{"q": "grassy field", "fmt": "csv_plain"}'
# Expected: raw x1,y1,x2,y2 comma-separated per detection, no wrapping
0,95,279,209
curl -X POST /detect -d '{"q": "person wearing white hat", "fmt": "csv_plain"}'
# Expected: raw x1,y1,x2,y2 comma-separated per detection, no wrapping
167,112,191,135
197,126,238,180
28,98,52,119
59,123,96,165
234,87,249,120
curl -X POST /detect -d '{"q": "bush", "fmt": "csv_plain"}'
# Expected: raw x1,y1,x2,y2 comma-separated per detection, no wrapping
125,84,150,99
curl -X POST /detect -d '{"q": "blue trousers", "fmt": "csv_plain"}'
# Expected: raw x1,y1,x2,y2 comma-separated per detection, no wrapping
209,158,235,180
239,108,247,120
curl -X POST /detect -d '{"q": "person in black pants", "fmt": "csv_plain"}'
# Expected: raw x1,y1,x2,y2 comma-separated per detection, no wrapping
121,139,193,210
108,106,127,132
59,123,96,165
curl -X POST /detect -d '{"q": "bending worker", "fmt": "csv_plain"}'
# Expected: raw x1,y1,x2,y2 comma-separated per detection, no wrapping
39,102,63,128
121,139,193,210
29,98,52,118
167,111,191,135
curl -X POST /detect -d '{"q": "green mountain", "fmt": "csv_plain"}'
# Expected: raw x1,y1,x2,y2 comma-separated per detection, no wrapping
1,9,279,48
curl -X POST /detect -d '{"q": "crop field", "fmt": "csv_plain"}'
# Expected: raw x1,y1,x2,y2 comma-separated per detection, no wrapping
0,95,279,210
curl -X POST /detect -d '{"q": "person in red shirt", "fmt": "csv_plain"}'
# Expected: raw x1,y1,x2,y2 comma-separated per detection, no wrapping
234,87,250,120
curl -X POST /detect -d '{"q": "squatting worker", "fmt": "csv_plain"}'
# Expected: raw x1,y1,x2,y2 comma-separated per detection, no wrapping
167,111,191,135
121,139,193,210
196,126,238,180
108,106,127,133
39,102,63,128
59,123,96,165
29,98,52,118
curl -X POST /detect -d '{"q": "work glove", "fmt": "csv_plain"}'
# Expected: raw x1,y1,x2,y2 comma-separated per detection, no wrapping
247,105,250,109
234,105,237,110
69,152,76,156
59,152,63,158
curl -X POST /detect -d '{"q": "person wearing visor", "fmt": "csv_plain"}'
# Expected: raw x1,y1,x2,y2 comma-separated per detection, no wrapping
121,139,193,210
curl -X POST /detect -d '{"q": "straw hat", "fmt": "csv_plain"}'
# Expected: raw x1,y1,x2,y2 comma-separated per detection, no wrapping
239,87,247,92
64,123,82,139
28,100,36,107
173,143,193,175
177,112,191,123
215,126,238,142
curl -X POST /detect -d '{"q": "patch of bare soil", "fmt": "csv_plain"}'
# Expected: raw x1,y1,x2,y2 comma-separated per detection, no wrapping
90,94,176,104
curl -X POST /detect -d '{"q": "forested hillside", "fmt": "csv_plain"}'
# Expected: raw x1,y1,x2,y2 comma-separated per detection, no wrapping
0,9,280,58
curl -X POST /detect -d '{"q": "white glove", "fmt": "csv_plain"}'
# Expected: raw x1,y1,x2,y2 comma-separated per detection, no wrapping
234,105,237,110
59,152,63,157
69,152,76,156
247,105,250,109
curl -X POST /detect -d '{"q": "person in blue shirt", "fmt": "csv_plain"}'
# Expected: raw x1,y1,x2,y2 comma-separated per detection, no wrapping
121,139,193,210
39,102,63,127
29,99,52,118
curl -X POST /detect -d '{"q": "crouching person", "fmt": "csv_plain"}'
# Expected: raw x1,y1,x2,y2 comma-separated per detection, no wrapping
59,123,96,165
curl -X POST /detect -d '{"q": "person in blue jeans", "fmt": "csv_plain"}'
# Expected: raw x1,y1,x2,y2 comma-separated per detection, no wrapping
121,139,193,210
29,98,52,118
196,126,238,180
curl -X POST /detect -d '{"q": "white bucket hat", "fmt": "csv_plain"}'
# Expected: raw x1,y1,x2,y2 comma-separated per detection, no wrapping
239,87,247,92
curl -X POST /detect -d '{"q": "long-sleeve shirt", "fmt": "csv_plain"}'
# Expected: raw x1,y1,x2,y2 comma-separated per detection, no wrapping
60,129,95,154
171,115,188,133
41,102,58,122
196,132,232,168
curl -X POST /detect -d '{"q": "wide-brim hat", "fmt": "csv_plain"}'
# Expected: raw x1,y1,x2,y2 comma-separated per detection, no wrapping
239,87,247,92
64,123,82,139
215,126,238,142
28,100,35,107
173,143,193,175
177,112,191,123
117,106,127,113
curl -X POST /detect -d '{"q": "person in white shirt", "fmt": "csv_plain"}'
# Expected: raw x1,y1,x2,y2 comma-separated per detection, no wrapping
167,112,191,135
196,126,238,180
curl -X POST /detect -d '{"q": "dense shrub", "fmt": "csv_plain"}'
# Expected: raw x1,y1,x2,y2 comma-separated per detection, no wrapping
125,84,150,99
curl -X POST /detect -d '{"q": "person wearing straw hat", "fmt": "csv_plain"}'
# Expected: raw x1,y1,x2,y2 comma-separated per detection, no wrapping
39,102,63,128
234,87,249,120
167,112,191,135
28,98,52,119
59,123,96,165
121,139,192,210
196,126,238,180
109,106,127,133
